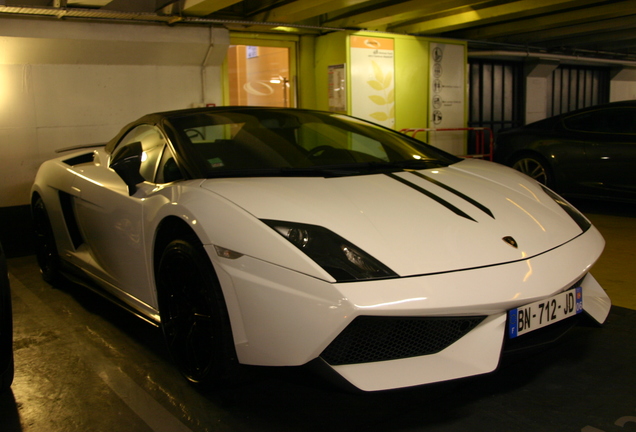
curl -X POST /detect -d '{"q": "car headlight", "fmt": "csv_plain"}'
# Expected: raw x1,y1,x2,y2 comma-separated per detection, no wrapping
262,220,397,282
541,185,591,232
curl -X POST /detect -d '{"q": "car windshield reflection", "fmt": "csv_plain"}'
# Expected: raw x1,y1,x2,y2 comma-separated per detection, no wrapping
170,109,459,177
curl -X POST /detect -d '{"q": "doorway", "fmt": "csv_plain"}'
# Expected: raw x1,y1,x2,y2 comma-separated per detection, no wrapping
227,45,292,107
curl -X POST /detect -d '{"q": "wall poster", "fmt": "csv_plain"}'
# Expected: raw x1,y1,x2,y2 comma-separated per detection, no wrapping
350,35,395,128
429,42,466,155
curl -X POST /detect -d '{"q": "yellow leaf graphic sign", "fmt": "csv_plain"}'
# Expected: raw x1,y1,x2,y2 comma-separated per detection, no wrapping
350,36,395,127
368,80,385,91
369,95,387,105
367,60,395,123
370,112,389,121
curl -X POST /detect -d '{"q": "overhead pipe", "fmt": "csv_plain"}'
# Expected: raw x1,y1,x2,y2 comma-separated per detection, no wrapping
468,50,636,68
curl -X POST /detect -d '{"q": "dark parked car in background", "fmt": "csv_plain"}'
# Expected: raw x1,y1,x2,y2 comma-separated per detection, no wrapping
494,100,636,203
0,241,14,392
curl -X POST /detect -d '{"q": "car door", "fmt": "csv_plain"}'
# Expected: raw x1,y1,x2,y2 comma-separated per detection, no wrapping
562,107,636,200
71,125,171,307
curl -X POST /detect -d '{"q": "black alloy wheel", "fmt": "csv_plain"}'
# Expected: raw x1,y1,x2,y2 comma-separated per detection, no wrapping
511,155,552,187
157,238,236,385
32,198,61,285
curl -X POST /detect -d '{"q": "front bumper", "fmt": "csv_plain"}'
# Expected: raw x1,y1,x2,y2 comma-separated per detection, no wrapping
208,225,610,391
324,273,607,391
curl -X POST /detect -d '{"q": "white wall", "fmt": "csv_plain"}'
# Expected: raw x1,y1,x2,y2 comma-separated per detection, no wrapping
610,81,636,101
523,60,636,125
524,59,559,124
0,18,229,207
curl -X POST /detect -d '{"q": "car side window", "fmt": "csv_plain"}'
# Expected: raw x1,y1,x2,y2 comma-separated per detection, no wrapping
155,145,183,184
563,108,636,134
115,125,167,182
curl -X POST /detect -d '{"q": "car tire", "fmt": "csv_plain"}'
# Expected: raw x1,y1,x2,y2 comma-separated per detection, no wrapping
0,355,14,394
510,154,553,187
0,280,14,394
1,241,13,393
32,197,61,285
156,238,237,386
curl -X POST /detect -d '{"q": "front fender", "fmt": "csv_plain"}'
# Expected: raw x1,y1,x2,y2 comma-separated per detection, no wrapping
143,181,333,283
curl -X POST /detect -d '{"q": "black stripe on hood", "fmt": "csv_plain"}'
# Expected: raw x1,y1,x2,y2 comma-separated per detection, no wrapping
409,171,495,219
385,172,477,222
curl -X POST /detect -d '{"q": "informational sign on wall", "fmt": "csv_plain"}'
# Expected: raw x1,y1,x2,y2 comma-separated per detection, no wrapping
328,64,347,113
429,42,466,154
350,36,395,128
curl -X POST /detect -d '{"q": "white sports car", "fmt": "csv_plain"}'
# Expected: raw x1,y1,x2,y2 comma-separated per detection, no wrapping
31,107,611,392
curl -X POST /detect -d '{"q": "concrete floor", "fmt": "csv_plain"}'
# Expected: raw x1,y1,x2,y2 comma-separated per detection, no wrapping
582,205,636,311
1,199,635,432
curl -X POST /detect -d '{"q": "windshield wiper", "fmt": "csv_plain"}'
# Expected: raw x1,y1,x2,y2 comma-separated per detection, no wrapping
205,166,365,178
204,159,450,179
279,166,366,176
363,159,450,170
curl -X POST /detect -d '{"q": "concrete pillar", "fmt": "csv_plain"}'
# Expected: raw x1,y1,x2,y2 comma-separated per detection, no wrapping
609,67,636,102
524,59,559,124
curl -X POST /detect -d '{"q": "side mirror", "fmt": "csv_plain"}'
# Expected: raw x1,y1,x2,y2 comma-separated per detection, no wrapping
109,141,145,196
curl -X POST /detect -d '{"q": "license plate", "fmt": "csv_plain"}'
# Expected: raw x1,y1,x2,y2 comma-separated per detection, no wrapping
508,287,583,338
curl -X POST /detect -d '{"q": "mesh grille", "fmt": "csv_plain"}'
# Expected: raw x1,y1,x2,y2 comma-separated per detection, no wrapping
321,315,486,366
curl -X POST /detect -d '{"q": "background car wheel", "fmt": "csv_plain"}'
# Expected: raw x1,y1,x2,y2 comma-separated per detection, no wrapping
157,238,237,386
511,154,553,187
32,197,61,285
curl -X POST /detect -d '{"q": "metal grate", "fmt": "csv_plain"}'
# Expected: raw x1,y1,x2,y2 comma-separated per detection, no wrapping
321,315,486,366
468,59,524,136
547,65,609,117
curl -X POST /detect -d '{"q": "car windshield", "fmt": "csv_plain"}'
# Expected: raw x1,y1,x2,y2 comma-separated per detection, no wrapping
170,109,460,178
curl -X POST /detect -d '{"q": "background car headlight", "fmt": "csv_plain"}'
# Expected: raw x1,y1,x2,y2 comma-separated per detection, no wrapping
262,220,397,282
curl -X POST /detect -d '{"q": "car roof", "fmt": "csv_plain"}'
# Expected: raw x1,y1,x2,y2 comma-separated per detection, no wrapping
519,99,636,131
104,106,340,154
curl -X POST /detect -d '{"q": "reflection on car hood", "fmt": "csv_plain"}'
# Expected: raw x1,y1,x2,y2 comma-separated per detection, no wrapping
200,159,587,276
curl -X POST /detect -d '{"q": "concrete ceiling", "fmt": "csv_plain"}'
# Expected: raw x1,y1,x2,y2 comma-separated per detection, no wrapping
3,0,636,61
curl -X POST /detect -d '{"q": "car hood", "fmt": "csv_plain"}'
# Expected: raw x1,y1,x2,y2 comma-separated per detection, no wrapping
199,159,588,277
